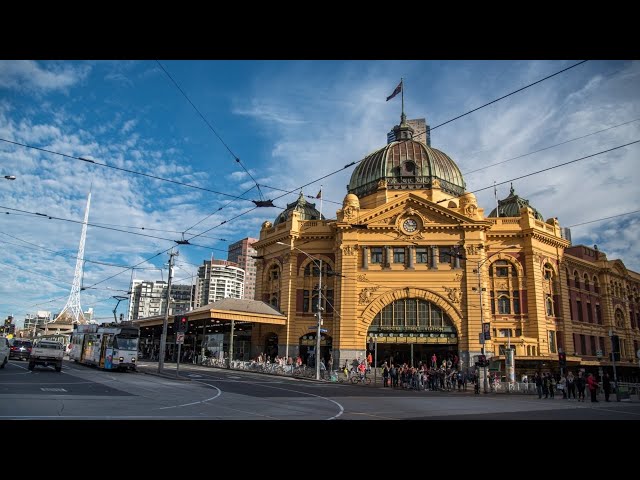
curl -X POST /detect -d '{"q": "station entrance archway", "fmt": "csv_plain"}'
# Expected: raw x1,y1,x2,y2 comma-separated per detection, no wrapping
367,297,458,368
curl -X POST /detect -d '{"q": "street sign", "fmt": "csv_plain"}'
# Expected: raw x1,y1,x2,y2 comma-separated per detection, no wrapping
596,350,603,357
308,327,327,333
176,332,185,344
636,349,640,358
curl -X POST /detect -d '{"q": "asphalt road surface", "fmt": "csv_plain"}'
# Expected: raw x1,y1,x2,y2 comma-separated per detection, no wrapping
1,359,639,420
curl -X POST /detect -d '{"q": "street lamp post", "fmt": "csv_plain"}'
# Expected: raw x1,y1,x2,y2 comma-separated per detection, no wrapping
452,244,517,394
277,241,323,380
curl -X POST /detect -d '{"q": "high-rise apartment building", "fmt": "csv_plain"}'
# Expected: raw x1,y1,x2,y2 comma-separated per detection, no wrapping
128,280,194,320
227,237,258,300
195,259,245,307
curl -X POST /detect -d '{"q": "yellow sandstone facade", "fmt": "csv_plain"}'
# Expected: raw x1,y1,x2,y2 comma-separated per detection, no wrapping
252,116,640,378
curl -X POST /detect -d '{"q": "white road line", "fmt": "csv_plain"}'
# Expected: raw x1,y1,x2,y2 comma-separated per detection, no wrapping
194,374,344,420
157,384,222,410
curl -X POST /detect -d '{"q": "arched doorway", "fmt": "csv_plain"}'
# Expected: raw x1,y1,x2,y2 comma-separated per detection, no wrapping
264,333,278,362
367,297,459,368
298,333,332,367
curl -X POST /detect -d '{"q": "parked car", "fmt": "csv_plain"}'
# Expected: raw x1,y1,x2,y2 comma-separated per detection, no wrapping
9,339,33,361
0,336,9,368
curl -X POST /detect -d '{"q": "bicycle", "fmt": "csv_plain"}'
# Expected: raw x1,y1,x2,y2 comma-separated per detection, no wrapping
351,374,372,385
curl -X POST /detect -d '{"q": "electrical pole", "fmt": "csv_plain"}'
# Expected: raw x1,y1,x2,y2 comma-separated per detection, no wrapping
315,259,323,381
158,249,178,373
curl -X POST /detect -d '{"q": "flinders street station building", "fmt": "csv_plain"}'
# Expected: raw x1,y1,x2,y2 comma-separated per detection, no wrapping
251,114,640,379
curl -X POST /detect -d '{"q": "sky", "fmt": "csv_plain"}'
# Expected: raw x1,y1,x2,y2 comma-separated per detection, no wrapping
0,60,638,328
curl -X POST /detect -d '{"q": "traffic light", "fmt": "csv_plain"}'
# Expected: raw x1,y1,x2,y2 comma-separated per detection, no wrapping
478,354,487,367
558,352,567,367
178,316,188,333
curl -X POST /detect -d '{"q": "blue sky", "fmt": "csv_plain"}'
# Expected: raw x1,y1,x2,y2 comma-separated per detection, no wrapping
0,60,638,327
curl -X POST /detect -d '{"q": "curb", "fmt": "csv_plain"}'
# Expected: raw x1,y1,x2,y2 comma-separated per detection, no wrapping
137,367,192,382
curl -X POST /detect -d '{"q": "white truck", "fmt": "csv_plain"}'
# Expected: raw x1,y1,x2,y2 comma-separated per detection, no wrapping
28,340,64,372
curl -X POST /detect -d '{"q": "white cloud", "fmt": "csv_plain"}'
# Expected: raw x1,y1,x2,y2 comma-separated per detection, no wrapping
0,61,90,93
120,119,137,134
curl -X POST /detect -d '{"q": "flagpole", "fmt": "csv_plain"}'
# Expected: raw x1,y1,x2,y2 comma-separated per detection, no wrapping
319,185,323,220
401,77,404,119
494,181,499,217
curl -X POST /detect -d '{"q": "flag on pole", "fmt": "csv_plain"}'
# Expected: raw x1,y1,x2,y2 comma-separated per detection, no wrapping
386,80,403,101
316,189,322,199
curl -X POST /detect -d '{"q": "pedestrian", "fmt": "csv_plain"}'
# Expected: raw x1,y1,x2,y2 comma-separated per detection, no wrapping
602,372,611,402
327,353,333,372
382,362,390,387
566,371,576,400
587,373,599,402
576,371,586,402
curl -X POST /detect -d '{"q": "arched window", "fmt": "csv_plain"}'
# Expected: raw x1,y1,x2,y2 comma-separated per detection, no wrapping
498,293,511,314
488,259,521,316
615,309,625,328
583,274,590,292
370,298,455,329
546,295,554,317
593,276,599,294
543,263,557,317
566,269,571,287
267,264,281,310
574,271,580,289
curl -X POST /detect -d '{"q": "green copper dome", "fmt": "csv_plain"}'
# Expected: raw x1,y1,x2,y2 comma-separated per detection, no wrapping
488,184,544,220
274,192,325,226
348,118,466,198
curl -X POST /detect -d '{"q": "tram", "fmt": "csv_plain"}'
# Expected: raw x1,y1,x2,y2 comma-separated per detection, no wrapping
69,322,139,371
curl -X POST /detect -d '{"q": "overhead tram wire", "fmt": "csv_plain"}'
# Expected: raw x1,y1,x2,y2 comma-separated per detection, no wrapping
378,61,592,156
22,61,594,301
0,260,129,293
233,61,592,212
0,138,255,204
155,60,266,201
566,209,640,228
181,184,258,237
180,137,636,247
429,60,589,132
0,232,163,270
433,139,640,206
2,60,590,252
462,116,640,176
0,204,230,254
468,140,640,195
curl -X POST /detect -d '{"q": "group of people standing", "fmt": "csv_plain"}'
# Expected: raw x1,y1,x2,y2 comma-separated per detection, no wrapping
534,370,612,402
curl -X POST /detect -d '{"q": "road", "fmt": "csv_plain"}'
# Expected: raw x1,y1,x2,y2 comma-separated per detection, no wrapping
1,359,639,420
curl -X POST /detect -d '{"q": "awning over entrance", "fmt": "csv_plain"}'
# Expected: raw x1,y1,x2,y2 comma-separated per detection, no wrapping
133,298,286,328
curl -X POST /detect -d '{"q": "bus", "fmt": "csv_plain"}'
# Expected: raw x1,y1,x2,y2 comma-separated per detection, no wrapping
69,322,139,371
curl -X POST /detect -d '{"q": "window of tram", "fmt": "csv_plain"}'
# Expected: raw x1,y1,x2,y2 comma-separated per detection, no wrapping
113,337,138,350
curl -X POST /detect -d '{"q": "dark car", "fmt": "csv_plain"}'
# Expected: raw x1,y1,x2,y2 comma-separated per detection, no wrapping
9,339,33,360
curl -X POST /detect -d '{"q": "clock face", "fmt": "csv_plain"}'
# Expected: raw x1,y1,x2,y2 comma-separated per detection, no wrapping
403,218,418,233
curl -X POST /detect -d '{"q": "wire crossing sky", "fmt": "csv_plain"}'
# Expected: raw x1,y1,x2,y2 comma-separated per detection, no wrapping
0,59,638,326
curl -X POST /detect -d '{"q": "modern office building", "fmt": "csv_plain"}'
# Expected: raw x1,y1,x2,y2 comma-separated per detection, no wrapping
227,237,258,300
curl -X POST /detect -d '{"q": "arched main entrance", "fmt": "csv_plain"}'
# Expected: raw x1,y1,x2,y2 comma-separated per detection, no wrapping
367,297,459,368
